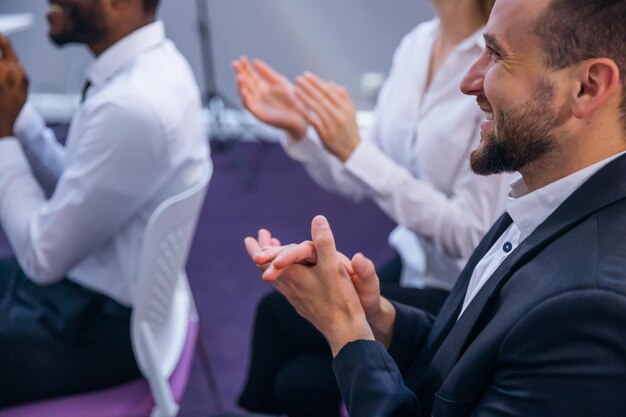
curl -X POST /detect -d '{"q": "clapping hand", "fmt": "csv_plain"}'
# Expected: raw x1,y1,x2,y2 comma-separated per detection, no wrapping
232,56,308,140
294,73,361,162
0,35,28,138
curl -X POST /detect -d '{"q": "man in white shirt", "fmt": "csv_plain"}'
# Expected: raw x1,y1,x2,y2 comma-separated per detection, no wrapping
0,0,210,406
244,0,626,415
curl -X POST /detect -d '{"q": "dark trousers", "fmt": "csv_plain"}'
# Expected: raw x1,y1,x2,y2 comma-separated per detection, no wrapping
238,255,450,417
0,257,141,408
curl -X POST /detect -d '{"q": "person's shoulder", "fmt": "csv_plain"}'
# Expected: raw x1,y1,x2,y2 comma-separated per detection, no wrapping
91,87,159,119
106,47,201,126
535,183,626,297
76,83,167,149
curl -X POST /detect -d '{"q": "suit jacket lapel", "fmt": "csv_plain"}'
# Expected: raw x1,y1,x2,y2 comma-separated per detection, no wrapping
405,212,512,392
425,213,512,352
419,153,626,406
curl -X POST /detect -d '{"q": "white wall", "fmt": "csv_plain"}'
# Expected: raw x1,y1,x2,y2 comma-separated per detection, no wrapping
1,0,434,109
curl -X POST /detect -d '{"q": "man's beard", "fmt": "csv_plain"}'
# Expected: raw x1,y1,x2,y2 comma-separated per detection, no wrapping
470,78,560,176
49,1,107,47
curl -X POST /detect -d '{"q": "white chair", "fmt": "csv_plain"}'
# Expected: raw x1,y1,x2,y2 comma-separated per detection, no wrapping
133,167,213,417
0,167,219,417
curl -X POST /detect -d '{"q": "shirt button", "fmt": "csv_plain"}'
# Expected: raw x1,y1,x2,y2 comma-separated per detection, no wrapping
503,242,513,253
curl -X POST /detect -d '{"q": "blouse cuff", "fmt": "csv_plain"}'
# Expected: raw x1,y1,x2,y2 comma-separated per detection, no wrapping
281,128,322,162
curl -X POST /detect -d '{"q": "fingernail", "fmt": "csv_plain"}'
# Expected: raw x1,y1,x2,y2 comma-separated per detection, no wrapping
354,255,365,272
313,216,328,229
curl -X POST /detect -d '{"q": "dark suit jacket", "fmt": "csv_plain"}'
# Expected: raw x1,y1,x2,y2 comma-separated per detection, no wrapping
333,153,626,417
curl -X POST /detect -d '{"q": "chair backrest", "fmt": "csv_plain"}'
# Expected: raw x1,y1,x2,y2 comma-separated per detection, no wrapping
131,167,210,417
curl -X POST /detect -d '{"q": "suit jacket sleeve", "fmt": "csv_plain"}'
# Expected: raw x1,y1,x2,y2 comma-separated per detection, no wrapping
332,302,434,417
472,289,626,417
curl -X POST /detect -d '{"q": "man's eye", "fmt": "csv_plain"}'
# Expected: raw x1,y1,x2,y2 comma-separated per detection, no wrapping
487,47,502,61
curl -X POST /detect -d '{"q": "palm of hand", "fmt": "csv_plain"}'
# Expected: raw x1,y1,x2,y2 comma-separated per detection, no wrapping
294,74,361,161
249,78,307,137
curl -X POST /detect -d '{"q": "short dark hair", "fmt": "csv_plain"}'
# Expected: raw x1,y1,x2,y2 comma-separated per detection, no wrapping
142,0,160,14
534,0,626,129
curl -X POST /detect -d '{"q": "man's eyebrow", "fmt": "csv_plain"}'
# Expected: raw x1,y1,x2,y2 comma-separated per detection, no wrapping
484,33,505,52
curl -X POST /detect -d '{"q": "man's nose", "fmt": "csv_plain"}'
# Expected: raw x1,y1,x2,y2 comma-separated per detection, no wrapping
460,53,487,97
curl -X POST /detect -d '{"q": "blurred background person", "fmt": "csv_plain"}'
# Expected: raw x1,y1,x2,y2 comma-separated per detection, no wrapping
0,0,209,407
232,0,508,416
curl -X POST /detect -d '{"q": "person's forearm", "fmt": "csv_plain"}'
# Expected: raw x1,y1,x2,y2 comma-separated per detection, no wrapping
14,103,66,196
0,139,50,282
367,297,397,349
282,133,370,202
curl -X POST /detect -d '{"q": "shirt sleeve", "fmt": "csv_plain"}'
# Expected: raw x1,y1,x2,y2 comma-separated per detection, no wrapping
333,301,434,417
330,299,433,417
386,301,435,371
280,129,372,202
13,102,66,197
0,97,167,284
333,340,423,417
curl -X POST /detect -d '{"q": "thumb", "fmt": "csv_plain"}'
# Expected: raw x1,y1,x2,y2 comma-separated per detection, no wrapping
310,215,337,265
351,253,379,293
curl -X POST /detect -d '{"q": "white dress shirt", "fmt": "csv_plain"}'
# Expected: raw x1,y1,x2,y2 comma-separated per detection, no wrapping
283,19,511,290
460,151,626,316
0,21,211,306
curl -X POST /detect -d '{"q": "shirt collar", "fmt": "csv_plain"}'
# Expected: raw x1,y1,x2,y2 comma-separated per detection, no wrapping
86,20,165,87
506,151,626,240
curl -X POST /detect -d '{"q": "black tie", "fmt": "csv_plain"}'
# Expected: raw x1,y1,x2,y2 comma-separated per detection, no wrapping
80,80,92,103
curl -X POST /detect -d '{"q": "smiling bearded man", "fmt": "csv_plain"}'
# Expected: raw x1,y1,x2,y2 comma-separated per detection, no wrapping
470,77,562,175
239,0,626,416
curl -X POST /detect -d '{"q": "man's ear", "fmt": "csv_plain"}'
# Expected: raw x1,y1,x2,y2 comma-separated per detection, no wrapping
571,58,621,119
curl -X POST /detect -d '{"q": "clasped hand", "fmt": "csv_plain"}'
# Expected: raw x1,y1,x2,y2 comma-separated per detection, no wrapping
244,215,381,356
